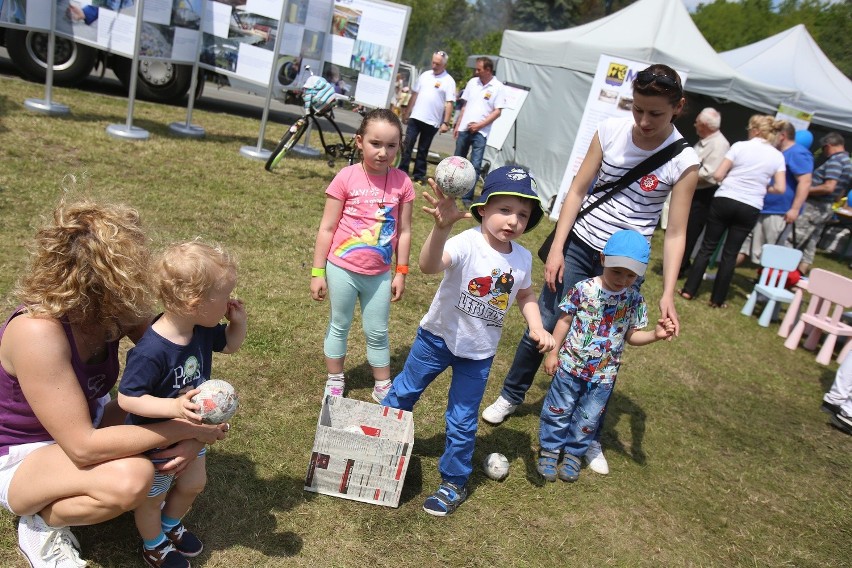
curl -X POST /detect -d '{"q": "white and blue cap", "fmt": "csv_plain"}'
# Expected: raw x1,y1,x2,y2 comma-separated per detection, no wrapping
602,229,650,276
470,166,544,233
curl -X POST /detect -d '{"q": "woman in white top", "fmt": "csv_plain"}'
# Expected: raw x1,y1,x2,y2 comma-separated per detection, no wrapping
680,114,787,307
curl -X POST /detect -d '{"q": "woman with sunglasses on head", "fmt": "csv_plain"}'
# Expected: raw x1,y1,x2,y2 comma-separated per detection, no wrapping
482,64,699,474
679,115,786,308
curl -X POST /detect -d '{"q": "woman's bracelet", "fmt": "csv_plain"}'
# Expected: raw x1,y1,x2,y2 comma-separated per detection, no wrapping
311,267,326,277
395,265,409,275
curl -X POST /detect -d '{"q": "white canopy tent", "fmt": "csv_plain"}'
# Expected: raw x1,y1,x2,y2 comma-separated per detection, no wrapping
491,0,798,205
720,24,852,133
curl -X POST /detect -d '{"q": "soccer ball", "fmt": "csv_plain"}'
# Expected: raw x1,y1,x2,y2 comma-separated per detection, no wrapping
434,156,477,198
192,379,239,424
483,452,510,481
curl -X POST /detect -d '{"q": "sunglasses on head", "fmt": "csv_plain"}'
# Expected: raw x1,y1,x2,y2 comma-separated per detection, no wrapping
635,70,680,91
434,51,447,57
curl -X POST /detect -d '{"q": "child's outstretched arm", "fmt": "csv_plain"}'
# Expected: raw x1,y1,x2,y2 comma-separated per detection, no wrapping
391,199,414,302
419,179,471,274
544,313,571,376
626,317,676,347
222,298,247,354
311,196,345,301
516,285,556,354
117,391,202,423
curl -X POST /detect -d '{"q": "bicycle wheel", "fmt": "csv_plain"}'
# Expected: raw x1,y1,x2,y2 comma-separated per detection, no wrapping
265,119,307,171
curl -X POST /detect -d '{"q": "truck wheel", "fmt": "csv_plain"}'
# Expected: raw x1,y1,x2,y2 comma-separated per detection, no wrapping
110,57,194,104
5,29,97,85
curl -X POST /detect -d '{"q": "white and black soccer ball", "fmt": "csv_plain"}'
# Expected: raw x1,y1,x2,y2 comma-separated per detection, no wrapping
483,452,510,481
434,156,477,198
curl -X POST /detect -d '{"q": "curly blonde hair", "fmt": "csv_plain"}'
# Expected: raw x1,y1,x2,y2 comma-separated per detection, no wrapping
156,240,237,318
748,115,786,146
16,198,154,339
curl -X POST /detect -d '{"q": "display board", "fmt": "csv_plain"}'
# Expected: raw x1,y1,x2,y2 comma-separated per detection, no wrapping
550,54,689,220
486,81,530,152
141,0,204,63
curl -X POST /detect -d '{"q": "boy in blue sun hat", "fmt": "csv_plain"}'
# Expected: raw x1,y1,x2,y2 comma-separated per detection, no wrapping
537,229,675,483
382,166,555,516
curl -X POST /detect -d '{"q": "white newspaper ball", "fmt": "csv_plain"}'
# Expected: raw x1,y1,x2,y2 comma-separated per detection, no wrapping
191,379,238,424
434,156,477,198
483,452,510,481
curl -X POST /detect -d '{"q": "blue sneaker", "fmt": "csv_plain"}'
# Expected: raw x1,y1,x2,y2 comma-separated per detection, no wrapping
165,523,203,557
422,481,467,517
558,453,581,482
536,450,559,482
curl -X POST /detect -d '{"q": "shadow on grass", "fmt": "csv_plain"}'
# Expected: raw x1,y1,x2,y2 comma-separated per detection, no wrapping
74,450,305,565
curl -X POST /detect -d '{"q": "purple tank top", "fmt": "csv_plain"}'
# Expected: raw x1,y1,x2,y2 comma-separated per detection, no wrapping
0,308,120,457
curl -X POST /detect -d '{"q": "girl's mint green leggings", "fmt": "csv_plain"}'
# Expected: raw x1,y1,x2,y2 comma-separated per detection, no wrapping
324,261,391,368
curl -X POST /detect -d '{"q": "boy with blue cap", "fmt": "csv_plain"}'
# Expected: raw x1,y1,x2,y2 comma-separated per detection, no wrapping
382,166,555,516
537,229,675,483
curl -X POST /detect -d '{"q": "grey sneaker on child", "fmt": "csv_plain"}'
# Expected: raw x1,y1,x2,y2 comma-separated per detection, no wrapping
17,514,88,567
482,395,518,425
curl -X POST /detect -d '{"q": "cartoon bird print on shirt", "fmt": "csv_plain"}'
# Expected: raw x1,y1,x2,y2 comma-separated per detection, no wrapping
334,204,395,265
468,276,493,297
489,270,514,311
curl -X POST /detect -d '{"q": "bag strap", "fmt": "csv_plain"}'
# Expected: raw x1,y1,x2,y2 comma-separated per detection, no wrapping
576,137,690,222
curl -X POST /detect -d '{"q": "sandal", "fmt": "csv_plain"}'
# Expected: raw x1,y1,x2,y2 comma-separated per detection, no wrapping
708,302,728,309
677,289,694,300
558,454,581,482
537,450,559,482
422,481,467,516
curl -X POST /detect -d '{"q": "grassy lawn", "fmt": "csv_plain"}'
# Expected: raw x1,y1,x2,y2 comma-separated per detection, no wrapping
0,75,850,567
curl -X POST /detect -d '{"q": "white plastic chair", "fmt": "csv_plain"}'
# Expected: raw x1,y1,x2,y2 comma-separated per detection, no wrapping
740,244,803,327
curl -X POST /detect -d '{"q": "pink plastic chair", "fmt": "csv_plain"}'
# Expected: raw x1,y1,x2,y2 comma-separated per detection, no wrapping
783,269,852,365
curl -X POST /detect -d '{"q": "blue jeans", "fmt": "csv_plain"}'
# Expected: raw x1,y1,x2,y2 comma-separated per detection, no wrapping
384,328,492,487
500,236,604,405
454,130,487,201
539,370,614,458
398,119,438,182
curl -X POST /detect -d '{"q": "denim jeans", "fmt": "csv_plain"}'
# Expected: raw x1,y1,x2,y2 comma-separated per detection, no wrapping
383,328,492,487
454,130,487,201
499,236,604,406
539,370,614,458
397,119,438,182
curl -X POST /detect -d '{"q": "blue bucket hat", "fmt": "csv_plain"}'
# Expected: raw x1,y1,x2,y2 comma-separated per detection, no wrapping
470,166,544,233
602,229,650,276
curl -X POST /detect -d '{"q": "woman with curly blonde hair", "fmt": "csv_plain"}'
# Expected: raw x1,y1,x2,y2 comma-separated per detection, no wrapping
0,198,229,567
680,115,787,307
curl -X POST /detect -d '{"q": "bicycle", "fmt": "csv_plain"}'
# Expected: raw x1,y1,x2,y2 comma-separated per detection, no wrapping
265,67,361,172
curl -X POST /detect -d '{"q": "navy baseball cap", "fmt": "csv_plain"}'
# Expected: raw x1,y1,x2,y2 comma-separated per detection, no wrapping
602,229,650,276
470,166,544,233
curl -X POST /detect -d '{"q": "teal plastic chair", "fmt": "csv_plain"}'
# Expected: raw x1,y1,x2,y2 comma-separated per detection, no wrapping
740,244,803,327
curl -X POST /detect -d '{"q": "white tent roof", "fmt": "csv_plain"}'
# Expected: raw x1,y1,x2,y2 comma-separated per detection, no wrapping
491,0,825,204
720,24,852,132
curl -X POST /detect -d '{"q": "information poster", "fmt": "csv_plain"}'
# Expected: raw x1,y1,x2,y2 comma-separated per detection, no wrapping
48,0,140,57
273,0,332,95
776,102,813,132
141,0,204,63
486,82,530,152
199,0,285,86
0,0,28,27
551,55,688,220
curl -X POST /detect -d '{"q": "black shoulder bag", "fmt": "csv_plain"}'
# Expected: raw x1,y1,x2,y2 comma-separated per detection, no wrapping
537,138,691,262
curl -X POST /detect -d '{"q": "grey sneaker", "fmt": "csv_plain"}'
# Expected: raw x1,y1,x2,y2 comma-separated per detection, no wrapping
17,514,88,567
482,395,518,425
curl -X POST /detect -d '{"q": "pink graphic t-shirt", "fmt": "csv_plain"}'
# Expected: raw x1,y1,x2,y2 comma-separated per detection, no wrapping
326,164,415,275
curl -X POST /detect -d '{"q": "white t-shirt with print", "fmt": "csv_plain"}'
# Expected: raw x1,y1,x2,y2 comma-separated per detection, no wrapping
573,116,700,252
420,227,532,360
410,70,456,127
457,76,506,137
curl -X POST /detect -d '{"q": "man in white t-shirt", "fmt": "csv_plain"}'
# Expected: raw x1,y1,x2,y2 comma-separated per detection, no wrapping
398,51,456,184
453,57,506,205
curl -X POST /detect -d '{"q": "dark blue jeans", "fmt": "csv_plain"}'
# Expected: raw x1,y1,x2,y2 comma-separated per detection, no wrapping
454,130,487,201
500,236,604,405
398,119,438,182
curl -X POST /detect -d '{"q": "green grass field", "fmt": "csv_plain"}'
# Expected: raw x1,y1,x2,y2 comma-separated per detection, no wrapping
0,75,850,567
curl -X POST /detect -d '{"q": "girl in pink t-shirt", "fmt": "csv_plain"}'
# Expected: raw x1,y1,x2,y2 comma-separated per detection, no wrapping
310,109,415,403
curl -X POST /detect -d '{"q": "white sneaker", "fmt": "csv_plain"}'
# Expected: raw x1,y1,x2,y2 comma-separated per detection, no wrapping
481,395,518,425
323,377,345,399
18,514,88,567
584,441,609,475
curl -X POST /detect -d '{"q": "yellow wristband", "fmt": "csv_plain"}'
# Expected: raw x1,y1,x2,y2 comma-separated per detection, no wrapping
311,267,326,277
395,265,409,275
